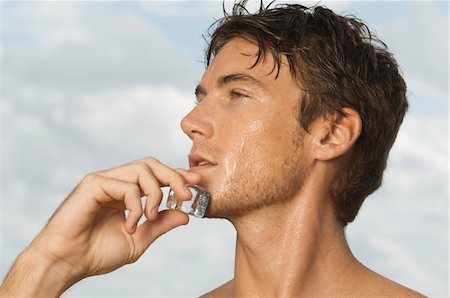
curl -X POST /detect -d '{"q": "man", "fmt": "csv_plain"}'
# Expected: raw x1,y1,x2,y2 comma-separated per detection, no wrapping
0,2,424,297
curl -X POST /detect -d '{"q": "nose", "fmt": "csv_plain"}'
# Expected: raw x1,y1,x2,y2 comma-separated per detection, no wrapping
181,103,214,141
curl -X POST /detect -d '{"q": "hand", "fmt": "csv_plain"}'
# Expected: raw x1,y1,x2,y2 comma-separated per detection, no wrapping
1,157,200,296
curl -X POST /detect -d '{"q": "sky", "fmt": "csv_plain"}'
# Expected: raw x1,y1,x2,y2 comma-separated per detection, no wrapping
1,1,448,297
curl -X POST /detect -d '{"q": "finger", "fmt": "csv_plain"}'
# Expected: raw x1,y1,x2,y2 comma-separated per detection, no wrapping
175,168,202,185
137,157,192,200
86,174,144,234
132,164,163,221
112,162,176,221
98,157,193,201
97,162,163,220
142,181,163,222
132,210,189,255
96,163,151,195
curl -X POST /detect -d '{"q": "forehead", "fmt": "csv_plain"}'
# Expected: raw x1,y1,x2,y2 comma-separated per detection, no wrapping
200,37,298,92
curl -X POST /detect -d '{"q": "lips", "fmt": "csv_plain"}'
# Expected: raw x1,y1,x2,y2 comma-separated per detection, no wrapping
189,153,217,171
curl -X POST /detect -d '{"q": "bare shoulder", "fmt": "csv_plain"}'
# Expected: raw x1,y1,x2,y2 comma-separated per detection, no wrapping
372,275,425,297
200,280,233,298
357,266,425,297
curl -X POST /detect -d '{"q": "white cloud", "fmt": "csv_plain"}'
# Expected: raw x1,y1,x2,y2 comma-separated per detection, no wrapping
391,114,447,178
379,3,448,98
369,235,444,290
135,1,222,19
2,2,86,52
3,2,198,94
2,83,197,199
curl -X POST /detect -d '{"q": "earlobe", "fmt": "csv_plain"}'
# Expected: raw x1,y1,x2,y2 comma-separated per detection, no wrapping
313,108,362,161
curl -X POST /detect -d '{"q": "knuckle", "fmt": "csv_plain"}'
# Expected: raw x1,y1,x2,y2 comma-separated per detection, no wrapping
134,162,150,173
142,156,158,164
82,173,99,185
173,171,186,183
174,168,186,175
93,168,107,176
128,184,141,195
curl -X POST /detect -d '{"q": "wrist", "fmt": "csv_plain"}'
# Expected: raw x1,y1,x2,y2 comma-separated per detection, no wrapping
1,243,81,298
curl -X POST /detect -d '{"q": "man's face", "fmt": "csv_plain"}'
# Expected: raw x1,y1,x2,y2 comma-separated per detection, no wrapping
181,38,311,219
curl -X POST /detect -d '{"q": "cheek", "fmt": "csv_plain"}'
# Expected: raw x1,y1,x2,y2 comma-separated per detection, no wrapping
223,120,269,173
216,120,263,167
231,119,265,154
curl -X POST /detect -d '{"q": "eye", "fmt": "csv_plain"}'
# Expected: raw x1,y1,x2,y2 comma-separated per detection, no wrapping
194,97,201,105
230,90,249,100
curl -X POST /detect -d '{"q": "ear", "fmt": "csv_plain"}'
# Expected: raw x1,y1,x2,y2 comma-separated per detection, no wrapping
310,108,362,161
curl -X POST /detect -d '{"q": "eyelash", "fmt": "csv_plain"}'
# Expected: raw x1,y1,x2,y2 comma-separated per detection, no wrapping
193,90,249,105
230,90,249,100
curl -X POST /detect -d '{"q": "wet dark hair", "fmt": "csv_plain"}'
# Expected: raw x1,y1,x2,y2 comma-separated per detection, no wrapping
205,1,408,225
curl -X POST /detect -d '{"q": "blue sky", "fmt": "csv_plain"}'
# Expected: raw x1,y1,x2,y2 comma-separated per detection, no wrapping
1,1,448,296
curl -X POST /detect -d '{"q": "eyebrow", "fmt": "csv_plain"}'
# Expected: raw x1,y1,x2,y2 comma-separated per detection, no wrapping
195,72,265,98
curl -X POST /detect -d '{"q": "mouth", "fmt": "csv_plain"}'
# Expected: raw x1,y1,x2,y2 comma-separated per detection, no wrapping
189,153,217,171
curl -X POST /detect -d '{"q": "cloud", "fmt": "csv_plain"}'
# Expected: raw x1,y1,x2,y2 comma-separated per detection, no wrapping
2,83,197,207
3,2,198,95
378,3,448,100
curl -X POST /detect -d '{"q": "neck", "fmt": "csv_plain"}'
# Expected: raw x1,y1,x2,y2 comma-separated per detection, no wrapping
229,176,360,297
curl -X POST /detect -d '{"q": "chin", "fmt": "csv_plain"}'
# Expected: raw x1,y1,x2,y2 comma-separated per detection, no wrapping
203,197,252,220
203,196,224,219
202,196,232,219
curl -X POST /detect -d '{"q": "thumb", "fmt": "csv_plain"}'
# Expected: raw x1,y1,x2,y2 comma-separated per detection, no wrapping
132,210,189,255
